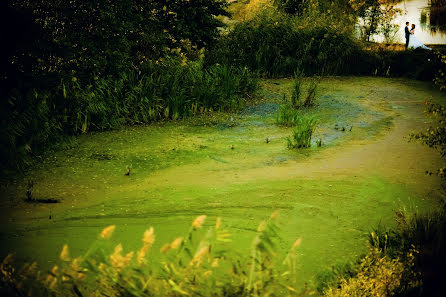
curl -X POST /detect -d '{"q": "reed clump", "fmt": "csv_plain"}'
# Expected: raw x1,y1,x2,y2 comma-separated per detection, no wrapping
0,213,304,297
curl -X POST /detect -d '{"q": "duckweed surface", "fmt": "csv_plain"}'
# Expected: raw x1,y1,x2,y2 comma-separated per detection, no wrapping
1,77,445,289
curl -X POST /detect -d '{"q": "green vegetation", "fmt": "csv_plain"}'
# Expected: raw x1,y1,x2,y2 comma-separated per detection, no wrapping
434,53,446,91
324,204,446,297
207,11,363,76
290,72,304,108
1,77,444,296
1,0,446,295
275,104,301,126
2,0,443,172
0,59,258,171
286,116,317,149
0,214,306,297
410,103,445,177
0,0,234,172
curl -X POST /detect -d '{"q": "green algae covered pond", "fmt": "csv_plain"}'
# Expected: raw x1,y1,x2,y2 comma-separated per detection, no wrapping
1,77,445,290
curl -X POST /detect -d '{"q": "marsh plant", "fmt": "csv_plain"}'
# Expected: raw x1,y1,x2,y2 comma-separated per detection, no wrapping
0,213,304,297
290,71,304,108
275,103,300,126
0,59,258,171
287,116,318,149
290,73,319,109
303,78,319,108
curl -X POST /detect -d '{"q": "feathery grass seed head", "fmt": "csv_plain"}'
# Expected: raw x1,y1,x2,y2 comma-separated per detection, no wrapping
192,215,207,229
170,237,183,249
215,217,222,230
100,225,116,239
142,227,155,246
60,244,70,261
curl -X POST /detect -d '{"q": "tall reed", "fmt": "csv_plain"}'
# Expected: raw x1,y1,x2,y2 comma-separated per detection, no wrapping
0,213,303,297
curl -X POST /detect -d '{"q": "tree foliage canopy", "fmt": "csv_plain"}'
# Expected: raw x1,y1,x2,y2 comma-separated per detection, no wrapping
3,0,228,87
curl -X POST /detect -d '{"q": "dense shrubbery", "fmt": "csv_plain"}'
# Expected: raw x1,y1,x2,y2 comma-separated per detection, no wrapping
206,11,363,77
316,205,446,297
0,213,305,297
0,0,259,172
324,246,420,297
0,59,258,171
206,9,438,79
434,52,446,90
366,205,446,297
366,48,439,80
2,0,228,85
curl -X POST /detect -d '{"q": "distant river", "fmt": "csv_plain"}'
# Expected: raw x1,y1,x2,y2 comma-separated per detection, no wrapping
369,0,446,44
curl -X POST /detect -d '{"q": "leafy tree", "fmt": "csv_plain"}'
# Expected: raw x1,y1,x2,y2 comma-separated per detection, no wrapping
274,0,353,16
5,0,228,84
434,53,446,92
274,0,307,15
151,0,229,48
350,0,402,42
0,0,230,171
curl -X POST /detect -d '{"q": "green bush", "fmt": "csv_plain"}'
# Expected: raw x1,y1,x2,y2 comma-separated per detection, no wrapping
368,205,446,297
206,9,439,79
324,245,420,297
5,0,228,84
206,12,363,77
275,75,319,127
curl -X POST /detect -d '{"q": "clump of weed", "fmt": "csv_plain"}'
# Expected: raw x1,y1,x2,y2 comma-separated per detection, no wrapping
275,103,300,126
369,206,446,296
290,70,304,108
324,245,420,297
287,116,317,149
303,78,319,107
285,72,320,110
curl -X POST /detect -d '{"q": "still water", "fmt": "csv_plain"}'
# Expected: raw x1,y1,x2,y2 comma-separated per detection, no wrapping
371,0,446,44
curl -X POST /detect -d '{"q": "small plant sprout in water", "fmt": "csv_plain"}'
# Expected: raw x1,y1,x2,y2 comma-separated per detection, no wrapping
290,70,304,109
303,78,319,108
287,116,318,149
124,165,132,176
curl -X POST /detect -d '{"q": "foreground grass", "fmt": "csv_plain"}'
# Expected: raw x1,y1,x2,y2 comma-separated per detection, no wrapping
0,77,445,292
